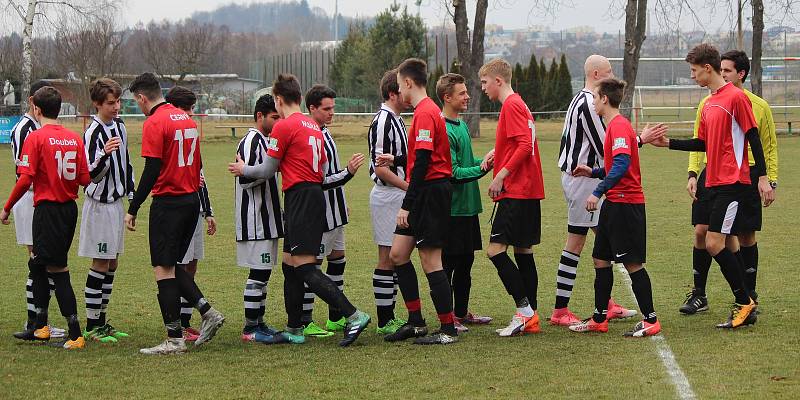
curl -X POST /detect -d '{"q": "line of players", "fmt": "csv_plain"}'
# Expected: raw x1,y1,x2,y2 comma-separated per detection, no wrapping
1,42,775,351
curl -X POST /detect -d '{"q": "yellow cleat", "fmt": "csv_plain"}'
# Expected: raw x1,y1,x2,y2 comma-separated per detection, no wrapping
63,336,86,350
716,299,757,329
33,326,51,340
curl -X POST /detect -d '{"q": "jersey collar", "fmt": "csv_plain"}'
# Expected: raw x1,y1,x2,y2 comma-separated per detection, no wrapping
148,101,167,116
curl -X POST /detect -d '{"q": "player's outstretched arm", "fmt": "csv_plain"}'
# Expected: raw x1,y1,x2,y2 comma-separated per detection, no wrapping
1,174,33,224
638,123,668,145
229,154,280,180
321,153,364,190
586,154,630,212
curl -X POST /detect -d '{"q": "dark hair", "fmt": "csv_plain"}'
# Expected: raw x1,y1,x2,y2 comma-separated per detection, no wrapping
436,73,466,102
32,86,61,119
89,78,122,104
685,44,721,73
128,72,162,101
721,50,750,83
253,93,277,121
165,86,197,112
397,58,428,87
305,84,336,112
596,78,626,108
380,69,399,101
29,80,49,97
272,73,302,105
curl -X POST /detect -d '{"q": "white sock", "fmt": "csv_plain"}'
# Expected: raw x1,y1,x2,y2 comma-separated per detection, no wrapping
517,306,534,317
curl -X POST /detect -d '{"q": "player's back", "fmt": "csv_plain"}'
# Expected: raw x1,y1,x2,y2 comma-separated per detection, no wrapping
494,93,545,200
142,103,201,196
266,112,327,191
407,97,451,182
20,125,89,205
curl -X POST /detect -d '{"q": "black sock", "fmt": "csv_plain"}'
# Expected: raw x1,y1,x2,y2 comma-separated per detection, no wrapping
156,278,182,338
395,261,424,326
593,267,613,323
555,250,580,309
25,271,36,329
179,297,192,328
99,269,115,326
714,248,750,304
326,256,346,322
84,269,105,330
244,268,271,326
301,263,318,324
451,253,474,318
630,268,657,323
282,263,304,330
740,244,758,293
50,271,80,340
28,259,50,329
692,247,712,295
442,254,456,286
175,266,211,316
373,268,396,327
426,270,456,336
489,252,529,308
297,263,356,318
514,253,538,311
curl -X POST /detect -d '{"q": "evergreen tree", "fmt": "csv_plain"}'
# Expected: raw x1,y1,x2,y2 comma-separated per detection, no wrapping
557,53,573,110
527,53,541,111
539,58,549,111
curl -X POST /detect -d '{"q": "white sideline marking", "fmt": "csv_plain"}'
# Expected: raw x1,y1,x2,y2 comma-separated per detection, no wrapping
615,264,697,400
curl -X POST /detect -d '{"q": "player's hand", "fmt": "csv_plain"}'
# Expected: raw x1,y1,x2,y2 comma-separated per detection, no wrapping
103,137,121,155
124,213,136,231
639,123,668,144
687,176,698,201
488,176,504,199
758,176,774,207
572,165,593,178
649,134,669,148
205,216,217,235
0,209,10,225
585,194,600,212
396,208,410,229
376,153,395,167
200,174,206,187
228,154,245,176
481,149,495,171
346,153,365,174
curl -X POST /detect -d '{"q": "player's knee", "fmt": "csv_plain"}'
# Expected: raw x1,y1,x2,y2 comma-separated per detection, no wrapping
738,231,756,247
693,225,708,248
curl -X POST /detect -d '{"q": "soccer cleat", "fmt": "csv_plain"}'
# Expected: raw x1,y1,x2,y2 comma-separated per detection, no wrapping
454,320,469,333
260,327,305,345
412,331,458,345
384,322,428,342
242,324,280,342
339,311,371,347
83,326,118,343
139,338,187,355
549,307,581,326
183,327,200,342
104,322,129,339
49,326,66,339
607,298,638,320
13,328,49,342
195,308,225,347
241,326,258,342
679,289,709,315
325,317,347,332
458,312,492,325
303,321,334,338
568,318,609,333
623,320,662,337
376,318,407,335
62,336,86,350
716,300,757,329
497,312,540,337
34,326,51,340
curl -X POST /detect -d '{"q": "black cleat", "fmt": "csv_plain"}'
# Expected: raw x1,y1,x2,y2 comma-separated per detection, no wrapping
384,323,428,342
679,289,709,315
412,331,458,345
12,328,49,342
339,311,371,347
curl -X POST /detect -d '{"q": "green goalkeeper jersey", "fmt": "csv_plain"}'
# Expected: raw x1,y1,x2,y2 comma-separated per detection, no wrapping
446,117,487,216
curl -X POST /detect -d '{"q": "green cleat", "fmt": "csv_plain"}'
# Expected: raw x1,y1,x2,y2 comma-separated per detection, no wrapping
303,321,334,337
281,327,306,344
103,322,130,339
376,318,407,335
325,317,347,332
83,326,118,343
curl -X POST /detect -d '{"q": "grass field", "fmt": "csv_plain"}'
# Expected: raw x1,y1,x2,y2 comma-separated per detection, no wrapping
0,119,798,399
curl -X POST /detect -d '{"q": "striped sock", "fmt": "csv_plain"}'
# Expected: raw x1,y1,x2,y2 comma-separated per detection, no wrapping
99,269,115,326
373,269,396,327
555,250,580,309
25,273,36,328
244,268,271,327
84,269,105,330
325,256,346,321
301,263,321,324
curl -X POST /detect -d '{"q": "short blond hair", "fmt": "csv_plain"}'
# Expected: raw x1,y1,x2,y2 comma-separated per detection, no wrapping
479,58,512,83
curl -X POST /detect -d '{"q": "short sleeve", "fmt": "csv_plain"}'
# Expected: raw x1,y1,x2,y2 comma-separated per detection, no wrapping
734,93,758,133
76,140,91,183
266,121,289,160
697,105,707,141
609,122,633,158
503,101,532,139
413,112,436,152
141,119,163,159
17,134,37,176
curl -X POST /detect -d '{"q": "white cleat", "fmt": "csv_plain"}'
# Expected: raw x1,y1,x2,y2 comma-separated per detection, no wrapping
195,308,225,347
139,338,187,355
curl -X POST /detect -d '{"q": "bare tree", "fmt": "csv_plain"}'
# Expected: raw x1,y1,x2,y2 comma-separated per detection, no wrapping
621,0,647,119
751,0,765,96
138,20,227,83
0,35,22,102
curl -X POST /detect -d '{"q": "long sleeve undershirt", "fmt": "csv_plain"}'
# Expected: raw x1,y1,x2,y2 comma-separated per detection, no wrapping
127,157,162,216
402,149,431,211
592,154,630,198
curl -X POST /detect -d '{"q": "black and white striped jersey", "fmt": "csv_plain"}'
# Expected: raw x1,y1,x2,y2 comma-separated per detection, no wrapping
558,89,606,172
235,128,283,241
321,126,349,231
10,114,39,182
368,104,407,185
198,169,213,217
83,116,135,203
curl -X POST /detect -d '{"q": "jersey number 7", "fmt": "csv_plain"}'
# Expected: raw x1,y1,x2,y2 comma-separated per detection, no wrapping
174,128,199,167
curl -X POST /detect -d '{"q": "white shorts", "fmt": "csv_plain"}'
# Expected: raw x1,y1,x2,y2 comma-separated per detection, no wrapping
12,190,34,246
369,186,405,247
79,197,125,259
561,172,603,228
237,239,278,270
180,215,205,264
318,226,346,259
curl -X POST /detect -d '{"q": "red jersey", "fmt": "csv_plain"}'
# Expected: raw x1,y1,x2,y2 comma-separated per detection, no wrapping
493,93,545,200
697,82,758,187
603,115,644,204
266,112,327,191
141,103,202,196
17,125,90,205
406,97,452,182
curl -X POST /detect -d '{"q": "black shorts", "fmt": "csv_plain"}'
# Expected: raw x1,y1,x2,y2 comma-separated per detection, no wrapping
706,184,749,235
443,215,482,255
736,168,763,232
283,183,325,256
489,198,541,248
592,201,646,264
691,169,710,226
394,179,451,248
149,193,199,267
32,200,78,267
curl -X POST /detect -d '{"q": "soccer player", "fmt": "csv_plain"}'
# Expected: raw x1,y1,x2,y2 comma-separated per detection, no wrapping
79,78,134,343
1,86,91,349
651,44,769,329
367,69,409,335
436,73,493,331
229,73,371,347
568,78,661,337
479,58,543,337
9,80,65,340
299,85,364,337
377,58,458,345
126,73,225,354
680,50,778,315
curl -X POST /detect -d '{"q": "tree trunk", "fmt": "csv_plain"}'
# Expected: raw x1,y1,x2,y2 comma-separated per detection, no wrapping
453,0,487,138
620,0,647,120
750,0,764,96
20,0,37,114
737,0,745,50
